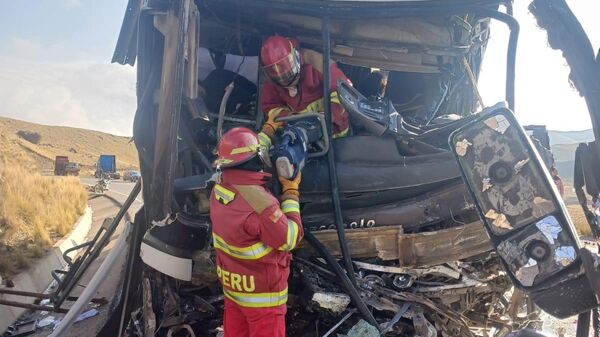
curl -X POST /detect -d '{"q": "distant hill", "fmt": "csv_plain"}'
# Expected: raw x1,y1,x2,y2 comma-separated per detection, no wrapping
548,129,594,146
0,117,138,173
548,129,594,182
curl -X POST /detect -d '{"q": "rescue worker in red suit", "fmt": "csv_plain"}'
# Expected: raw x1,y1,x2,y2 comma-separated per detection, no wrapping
210,127,304,337
258,35,351,146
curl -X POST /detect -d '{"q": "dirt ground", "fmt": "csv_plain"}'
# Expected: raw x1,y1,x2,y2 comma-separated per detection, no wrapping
542,314,579,337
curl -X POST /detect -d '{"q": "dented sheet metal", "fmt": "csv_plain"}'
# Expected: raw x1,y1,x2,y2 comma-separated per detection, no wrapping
298,221,493,266
267,14,458,48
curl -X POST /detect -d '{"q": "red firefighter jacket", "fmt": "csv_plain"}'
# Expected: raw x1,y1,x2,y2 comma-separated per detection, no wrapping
210,169,303,309
261,49,351,138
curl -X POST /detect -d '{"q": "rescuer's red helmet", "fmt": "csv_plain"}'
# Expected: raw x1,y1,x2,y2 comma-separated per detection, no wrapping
214,127,269,168
261,36,301,87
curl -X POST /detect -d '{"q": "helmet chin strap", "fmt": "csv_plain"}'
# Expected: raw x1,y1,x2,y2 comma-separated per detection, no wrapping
279,70,300,89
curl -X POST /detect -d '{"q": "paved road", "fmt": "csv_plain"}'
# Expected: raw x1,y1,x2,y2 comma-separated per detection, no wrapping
27,178,142,336
80,177,143,204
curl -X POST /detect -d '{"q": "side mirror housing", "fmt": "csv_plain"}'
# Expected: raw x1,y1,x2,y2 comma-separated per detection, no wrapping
449,106,598,318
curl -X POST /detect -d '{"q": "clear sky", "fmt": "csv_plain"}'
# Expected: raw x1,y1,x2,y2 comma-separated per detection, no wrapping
0,0,135,136
0,0,598,136
478,0,599,132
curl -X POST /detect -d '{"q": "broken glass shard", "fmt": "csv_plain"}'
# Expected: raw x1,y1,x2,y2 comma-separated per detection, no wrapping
485,209,513,230
455,139,472,157
482,178,493,192
483,115,510,134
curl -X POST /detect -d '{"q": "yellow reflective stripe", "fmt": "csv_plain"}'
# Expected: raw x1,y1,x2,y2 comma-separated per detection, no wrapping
223,287,288,308
278,219,299,251
289,220,299,250
230,144,259,155
330,91,341,104
281,199,300,214
213,233,273,260
257,132,272,147
333,127,349,139
268,107,287,119
299,98,324,114
214,184,235,204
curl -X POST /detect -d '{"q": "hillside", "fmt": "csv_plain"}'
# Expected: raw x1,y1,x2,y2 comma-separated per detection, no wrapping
0,117,138,173
548,129,594,182
548,129,594,146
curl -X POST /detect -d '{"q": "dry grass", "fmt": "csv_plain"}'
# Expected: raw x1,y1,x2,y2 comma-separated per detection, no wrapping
562,182,593,237
0,116,137,276
0,158,87,276
567,204,591,236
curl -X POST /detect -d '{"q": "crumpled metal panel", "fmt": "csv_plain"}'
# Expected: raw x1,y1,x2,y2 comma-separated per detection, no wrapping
267,14,456,47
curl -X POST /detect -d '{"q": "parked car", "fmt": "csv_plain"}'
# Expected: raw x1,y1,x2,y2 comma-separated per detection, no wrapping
64,162,81,176
123,170,140,182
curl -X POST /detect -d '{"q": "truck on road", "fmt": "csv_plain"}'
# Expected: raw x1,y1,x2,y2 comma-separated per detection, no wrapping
54,156,80,176
94,154,120,179
54,155,69,176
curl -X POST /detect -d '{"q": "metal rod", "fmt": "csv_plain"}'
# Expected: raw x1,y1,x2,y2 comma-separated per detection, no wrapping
462,56,485,108
0,289,107,304
322,309,357,337
50,223,132,337
294,256,336,278
304,231,379,330
0,299,69,314
217,82,235,140
479,8,519,111
321,15,357,286
52,179,141,307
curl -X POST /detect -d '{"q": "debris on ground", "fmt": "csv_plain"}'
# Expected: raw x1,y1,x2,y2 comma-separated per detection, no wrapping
346,319,379,337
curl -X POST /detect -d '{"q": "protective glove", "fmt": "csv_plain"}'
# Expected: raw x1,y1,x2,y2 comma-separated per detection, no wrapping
279,172,301,200
261,112,285,139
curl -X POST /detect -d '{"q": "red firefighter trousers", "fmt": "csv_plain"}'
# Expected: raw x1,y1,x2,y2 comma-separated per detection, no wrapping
223,298,286,337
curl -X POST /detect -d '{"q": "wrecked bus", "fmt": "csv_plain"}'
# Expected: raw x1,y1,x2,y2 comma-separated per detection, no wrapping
45,0,600,336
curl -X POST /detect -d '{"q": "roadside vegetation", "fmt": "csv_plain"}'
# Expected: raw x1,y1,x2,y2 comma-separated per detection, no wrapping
0,154,87,276
561,182,593,237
